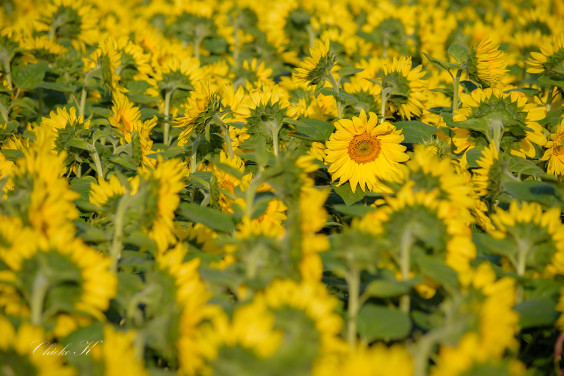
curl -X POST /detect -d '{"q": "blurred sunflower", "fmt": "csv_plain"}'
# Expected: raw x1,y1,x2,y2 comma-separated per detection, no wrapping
295,39,337,87
466,37,509,87
489,201,564,277
325,110,409,193
0,316,75,376
90,326,148,376
542,118,564,178
527,33,564,81
472,143,503,198
453,88,547,158
379,56,427,120
0,232,117,337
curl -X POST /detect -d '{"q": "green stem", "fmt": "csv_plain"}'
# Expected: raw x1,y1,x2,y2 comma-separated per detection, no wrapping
380,89,389,124
546,86,554,112
31,272,49,326
91,143,104,178
163,89,173,146
245,169,263,219
2,58,13,90
269,121,280,157
400,230,413,314
110,195,129,273
346,268,360,347
516,239,530,303
190,138,200,173
413,327,451,376
79,86,87,118
38,88,44,116
452,69,462,113
214,114,234,160
328,71,343,119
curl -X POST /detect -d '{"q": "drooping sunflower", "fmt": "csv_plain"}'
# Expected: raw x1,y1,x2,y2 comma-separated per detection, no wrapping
325,110,409,193
0,231,117,338
541,118,564,178
489,201,564,277
295,39,337,87
527,33,564,81
452,88,547,158
0,316,75,376
355,182,476,285
90,326,148,376
379,56,427,120
432,263,523,376
466,37,509,87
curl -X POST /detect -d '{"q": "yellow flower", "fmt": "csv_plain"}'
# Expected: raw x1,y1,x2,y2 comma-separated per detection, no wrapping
527,33,564,78
325,110,409,192
0,316,75,376
176,80,219,146
489,201,564,277
541,118,564,178
380,56,427,120
92,326,148,376
295,39,336,86
472,143,501,197
467,37,509,87
109,91,141,142
453,88,547,158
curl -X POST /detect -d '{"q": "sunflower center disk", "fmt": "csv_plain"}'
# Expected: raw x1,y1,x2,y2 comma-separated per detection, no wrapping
348,133,381,164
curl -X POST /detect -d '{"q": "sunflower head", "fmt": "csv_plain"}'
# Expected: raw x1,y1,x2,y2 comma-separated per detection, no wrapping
325,110,408,192
527,33,564,82
379,56,427,120
295,39,338,87
541,118,564,178
466,37,509,87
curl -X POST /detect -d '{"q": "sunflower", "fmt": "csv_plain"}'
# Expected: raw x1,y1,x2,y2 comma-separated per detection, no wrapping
542,118,564,178
379,56,427,120
342,76,381,117
36,0,99,52
355,182,476,285
89,326,147,376
212,151,252,212
295,39,337,87
432,263,522,376
472,143,503,198
0,316,75,376
0,231,117,337
466,37,509,87
527,32,564,81
452,88,547,158
3,143,79,239
489,201,564,277
236,58,274,89
393,144,475,222
325,110,409,193
109,91,141,142
234,197,288,240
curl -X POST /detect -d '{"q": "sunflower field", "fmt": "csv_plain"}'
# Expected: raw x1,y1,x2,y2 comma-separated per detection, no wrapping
2,0,564,374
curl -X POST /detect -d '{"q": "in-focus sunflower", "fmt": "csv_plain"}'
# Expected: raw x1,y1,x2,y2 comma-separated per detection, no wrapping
325,110,409,192
466,37,509,87
541,118,564,178
295,39,337,87
379,56,427,120
0,316,75,376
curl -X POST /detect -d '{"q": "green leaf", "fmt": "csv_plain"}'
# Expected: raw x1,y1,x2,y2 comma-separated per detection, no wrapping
515,297,558,329
357,304,411,341
393,120,437,143
465,147,485,168
70,176,97,200
333,182,365,206
415,255,459,294
0,148,23,161
503,180,563,207
68,139,94,152
453,118,488,132
287,118,335,142
504,87,542,97
332,204,373,217
176,202,235,233
506,155,544,177
338,67,364,77
447,44,469,65
125,231,158,252
12,62,48,90
422,52,451,72
363,279,417,298
37,81,77,93
316,87,338,97
459,80,478,93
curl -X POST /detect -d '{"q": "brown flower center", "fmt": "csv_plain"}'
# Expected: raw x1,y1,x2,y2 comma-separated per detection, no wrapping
348,133,381,164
